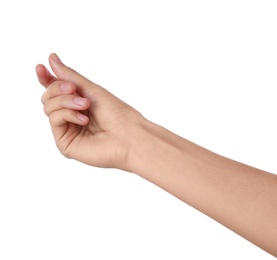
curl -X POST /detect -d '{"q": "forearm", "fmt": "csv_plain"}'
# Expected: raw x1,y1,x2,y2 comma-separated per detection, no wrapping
38,54,276,256
129,119,277,256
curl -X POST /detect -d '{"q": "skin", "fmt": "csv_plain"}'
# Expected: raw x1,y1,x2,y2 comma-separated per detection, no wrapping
36,53,277,257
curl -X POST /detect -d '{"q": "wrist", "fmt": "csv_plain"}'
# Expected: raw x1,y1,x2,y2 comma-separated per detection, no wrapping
126,118,186,178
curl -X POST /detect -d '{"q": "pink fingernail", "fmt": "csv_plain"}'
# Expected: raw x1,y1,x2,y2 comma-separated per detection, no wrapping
77,113,88,122
60,82,71,92
51,53,62,63
73,96,87,106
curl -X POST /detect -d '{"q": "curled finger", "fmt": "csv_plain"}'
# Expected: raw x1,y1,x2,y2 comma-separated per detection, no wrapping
49,109,89,128
41,81,76,105
43,94,90,116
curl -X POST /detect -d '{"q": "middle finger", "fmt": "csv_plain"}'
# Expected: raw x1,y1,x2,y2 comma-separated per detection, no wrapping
41,81,76,105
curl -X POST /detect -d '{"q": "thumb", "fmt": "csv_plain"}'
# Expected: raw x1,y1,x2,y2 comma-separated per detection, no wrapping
49,53,99,97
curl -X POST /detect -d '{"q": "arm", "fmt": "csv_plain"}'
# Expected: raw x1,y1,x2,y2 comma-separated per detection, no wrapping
36,53,277,257
130,119,277,257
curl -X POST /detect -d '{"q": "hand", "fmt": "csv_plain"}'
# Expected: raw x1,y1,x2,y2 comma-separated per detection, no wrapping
36,54,277,257
36,53,144,170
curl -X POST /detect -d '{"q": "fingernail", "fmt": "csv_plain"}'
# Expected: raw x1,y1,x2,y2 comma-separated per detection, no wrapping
73,96,87,106
60,82,72,92
51,53,62,63
77,113,88,122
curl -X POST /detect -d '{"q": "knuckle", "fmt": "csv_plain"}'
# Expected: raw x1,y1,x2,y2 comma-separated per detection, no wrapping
50,81,62,94
41,92,46,105
60,94,68,103
56,138,72,159
63,66,78,81
59,95,70,108
60,147,72,159
48,111,58,123
43,103,49,115
63,68,71,81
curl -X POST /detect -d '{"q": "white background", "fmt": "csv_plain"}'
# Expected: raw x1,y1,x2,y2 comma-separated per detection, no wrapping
0,1,276,259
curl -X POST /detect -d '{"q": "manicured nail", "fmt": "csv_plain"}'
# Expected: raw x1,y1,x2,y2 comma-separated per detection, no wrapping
73,96,87,106
60,82,72,92
77,113,88,122
51,53,62,63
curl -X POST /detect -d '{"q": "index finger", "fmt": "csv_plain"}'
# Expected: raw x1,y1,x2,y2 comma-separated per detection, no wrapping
36,64,57,88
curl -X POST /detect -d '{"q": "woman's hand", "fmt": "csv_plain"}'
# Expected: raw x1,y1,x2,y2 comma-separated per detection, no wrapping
36,53,277,257
36,53,144,170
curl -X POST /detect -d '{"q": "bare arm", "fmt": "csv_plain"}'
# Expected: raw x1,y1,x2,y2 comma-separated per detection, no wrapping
129,119,277,256
36,53,277,257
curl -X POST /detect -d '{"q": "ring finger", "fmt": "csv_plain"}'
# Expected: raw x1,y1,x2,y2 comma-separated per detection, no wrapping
43,94,90,116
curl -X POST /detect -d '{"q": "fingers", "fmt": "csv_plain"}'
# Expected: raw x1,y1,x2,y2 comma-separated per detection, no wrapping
49,109,89,127
37,53,107,100
35,64,57,88
45,94,90,136
41,79,90,130
43,94,90,116
48,53,101,97
48,53,87,84
41,81,76,105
